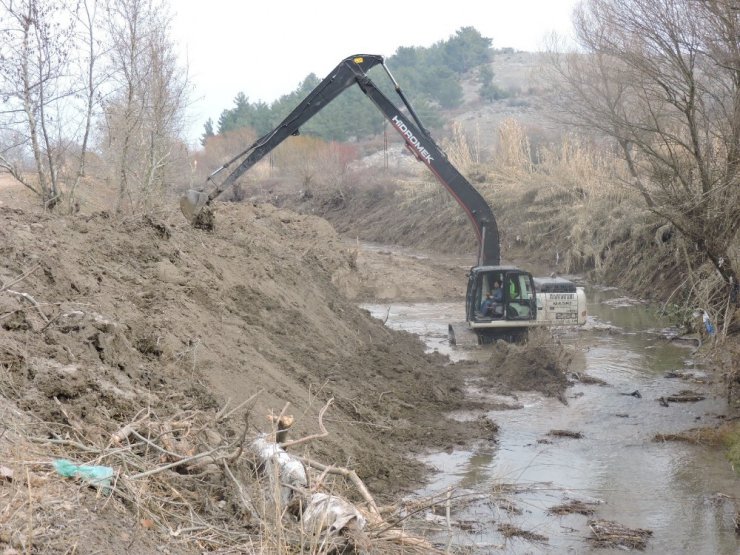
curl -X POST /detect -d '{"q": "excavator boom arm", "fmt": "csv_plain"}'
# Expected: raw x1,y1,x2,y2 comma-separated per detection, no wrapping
199,54,500,265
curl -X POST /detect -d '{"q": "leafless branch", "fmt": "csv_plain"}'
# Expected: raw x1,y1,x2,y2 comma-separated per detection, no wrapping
280,398,333,450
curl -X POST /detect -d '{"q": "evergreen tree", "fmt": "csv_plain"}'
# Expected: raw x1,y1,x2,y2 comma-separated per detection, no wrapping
478,65,496,103
216,110,231,135
251,101,273,136
419,64,462,108
442,27,492,73
217,92,253,134
200,118,214,146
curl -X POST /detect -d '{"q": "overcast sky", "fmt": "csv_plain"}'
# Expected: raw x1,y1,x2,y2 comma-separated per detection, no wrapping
172,0,580,144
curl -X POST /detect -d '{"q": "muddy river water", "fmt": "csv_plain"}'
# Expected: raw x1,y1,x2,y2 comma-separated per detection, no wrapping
363,286,740,553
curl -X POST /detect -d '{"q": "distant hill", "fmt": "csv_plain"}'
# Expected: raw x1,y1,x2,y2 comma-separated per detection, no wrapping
454,50,559,152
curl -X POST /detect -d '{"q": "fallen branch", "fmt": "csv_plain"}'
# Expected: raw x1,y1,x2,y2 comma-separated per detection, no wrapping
6,290,49,324
498,523,548,542
130,429,189,461
128,446,223,480
225,412,251,463
588,519,653,550
216,389,264,422
223,461,257,520
298,456,380,517
111,410,151,445
281,398,333,449
547,429,584,439
0,264,40,292
548,499,598,516
664,391,705,403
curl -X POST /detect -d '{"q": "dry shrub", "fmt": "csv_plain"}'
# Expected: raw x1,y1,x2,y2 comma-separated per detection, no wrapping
482,119,738,326
536,134,627,201
196,128,258,179
653,421,740,472
491,118,534,178
0,396,435,554
654,428,725,445
395,178,459,213
472,117,642,273
440,121,480,173
267,116,648,283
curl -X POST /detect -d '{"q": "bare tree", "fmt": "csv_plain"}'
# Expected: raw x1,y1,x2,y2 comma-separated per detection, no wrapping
101,0,189,214
548,0,740,315
0,0,101,211
64,0,104,213
0,0,70,207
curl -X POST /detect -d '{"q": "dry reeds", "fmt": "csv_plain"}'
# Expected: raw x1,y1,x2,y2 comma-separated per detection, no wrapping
497,523,548,542
547,429,584,439
588,519,653,550
548,499,598,516
653,423,736,446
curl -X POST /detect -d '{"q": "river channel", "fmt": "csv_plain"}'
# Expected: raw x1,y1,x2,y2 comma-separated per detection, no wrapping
363,285,740,553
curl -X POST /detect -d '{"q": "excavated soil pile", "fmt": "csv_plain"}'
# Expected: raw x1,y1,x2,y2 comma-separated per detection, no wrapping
279,185,478,260
0,202,489,553
483,330,573,402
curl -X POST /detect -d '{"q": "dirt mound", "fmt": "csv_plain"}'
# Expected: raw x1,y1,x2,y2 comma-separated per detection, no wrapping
482,330,573,402
0,201,491,552
337,244,467,302
275,184,480,260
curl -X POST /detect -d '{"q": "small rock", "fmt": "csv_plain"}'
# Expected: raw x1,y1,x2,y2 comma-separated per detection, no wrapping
91,314,117,333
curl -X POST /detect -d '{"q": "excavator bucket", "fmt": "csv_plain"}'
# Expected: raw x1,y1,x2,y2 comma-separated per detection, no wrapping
180,190,214,230
180,190,208,222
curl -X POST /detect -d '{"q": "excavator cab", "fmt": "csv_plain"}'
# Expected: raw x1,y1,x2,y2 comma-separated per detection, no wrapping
467,266,537,323
460,266,537,343
503,271,537,319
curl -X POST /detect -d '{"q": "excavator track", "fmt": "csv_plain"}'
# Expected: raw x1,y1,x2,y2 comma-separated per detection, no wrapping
448,323,480,347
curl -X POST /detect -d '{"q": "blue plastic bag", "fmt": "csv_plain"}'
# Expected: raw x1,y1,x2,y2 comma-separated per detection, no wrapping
703,312,715,335
53,459,114,493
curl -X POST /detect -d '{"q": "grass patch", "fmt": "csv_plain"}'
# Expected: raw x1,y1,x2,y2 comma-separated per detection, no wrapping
724,422,740,472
